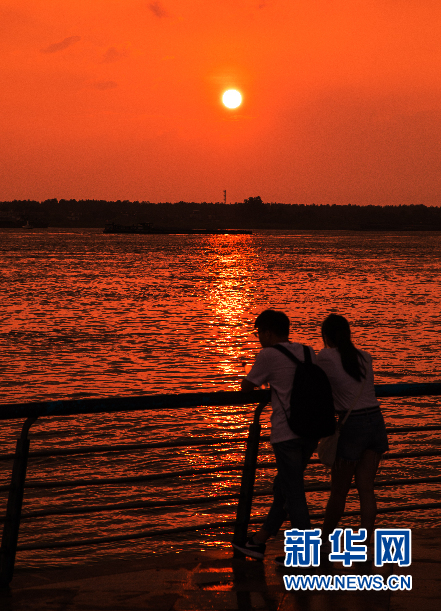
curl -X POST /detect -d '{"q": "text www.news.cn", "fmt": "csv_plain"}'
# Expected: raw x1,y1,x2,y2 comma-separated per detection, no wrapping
283,574,412,591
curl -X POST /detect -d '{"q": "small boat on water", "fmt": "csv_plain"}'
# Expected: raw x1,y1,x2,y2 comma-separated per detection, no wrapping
103,222,252,235
22,221,34,229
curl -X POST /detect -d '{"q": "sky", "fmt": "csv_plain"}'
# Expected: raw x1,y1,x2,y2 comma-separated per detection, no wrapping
2,0,441,205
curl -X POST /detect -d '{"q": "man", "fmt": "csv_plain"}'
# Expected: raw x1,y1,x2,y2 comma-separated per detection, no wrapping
232,309,317,561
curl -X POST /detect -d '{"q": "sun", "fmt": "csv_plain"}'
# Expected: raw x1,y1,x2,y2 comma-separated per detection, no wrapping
222,89,242,109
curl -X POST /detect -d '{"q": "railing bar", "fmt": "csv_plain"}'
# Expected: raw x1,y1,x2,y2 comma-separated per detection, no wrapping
14,501,441,552
15,520,243,551
0,464,247,492
376,449,441,460
385,425,441,434
374,502,441,514
309,449,441,464
1,451,440,494
0,437,252,462
17,494,241,519
0,426,439,462
2,475,439,522
304,475,441,491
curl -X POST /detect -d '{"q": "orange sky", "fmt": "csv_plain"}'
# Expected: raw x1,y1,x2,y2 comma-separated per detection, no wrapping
2,1,441,205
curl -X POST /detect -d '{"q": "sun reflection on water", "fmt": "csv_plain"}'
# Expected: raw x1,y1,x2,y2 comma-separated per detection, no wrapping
201,234,262,388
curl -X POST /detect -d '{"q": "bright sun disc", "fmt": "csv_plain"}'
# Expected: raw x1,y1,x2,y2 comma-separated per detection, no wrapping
222,89,242,109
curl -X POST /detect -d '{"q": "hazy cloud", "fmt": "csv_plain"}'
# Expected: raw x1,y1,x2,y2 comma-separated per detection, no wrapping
148,2,169,18
102,47,128,63
41,36,81,54
93,81,118,90
0,7,32,37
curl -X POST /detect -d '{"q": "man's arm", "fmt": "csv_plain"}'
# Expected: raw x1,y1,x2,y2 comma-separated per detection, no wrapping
241,377,257,392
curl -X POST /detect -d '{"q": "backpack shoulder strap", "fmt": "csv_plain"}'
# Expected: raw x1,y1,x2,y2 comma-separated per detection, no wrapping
272,344,302,365
303,345,312,363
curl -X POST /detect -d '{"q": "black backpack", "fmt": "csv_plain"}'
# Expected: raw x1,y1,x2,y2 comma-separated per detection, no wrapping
272,344,336,439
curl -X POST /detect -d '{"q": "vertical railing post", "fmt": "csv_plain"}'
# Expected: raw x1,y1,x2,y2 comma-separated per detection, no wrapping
0,416,37,588
233,401,268,550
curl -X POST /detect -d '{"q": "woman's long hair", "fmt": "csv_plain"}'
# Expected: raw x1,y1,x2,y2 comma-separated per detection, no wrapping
321,314,366,381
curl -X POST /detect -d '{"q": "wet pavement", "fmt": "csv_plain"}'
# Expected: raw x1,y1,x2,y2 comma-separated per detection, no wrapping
0,529,440,610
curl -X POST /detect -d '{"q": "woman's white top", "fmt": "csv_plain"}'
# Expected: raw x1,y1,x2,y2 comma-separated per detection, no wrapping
316,347,379,412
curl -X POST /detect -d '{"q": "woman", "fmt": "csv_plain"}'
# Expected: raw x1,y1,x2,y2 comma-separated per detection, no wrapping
317,314,389,555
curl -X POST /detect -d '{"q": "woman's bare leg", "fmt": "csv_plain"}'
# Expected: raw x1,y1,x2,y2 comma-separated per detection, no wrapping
354,449,382,543
322,460,357,541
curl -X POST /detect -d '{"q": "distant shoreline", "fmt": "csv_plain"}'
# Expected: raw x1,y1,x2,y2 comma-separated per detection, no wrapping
1,200,441,231
2,227,441,233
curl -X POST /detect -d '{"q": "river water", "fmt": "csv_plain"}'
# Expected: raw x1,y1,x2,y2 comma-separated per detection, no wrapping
0,228,440,568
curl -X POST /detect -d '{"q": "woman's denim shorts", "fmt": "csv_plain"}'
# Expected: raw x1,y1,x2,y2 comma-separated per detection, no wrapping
336,407,389,462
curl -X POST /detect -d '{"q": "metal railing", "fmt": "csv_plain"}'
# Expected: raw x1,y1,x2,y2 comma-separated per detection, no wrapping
0,382,441,586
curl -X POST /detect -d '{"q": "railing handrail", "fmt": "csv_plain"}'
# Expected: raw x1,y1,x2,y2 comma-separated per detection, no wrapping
0,390,270,420
1,382,441,420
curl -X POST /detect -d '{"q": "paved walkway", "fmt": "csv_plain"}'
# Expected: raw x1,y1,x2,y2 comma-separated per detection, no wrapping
1,529,440,610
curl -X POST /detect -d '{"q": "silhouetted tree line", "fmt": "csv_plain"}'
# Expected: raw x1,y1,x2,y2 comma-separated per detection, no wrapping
1,198,441,230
